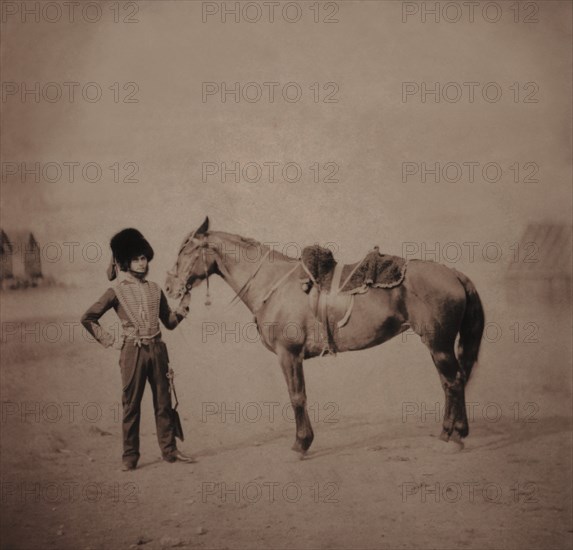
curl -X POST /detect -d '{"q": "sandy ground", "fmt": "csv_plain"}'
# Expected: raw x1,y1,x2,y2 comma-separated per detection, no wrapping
1,280,571,550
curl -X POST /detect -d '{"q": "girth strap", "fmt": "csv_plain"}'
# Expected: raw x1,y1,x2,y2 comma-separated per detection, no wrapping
330,263,344,294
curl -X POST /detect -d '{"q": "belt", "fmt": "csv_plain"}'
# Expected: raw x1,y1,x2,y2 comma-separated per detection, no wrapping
124,332,162,347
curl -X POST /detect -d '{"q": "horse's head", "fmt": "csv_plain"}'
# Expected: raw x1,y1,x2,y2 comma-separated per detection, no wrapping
165,217,218,299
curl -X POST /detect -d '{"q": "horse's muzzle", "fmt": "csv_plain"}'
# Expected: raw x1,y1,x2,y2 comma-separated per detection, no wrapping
165,273,185,299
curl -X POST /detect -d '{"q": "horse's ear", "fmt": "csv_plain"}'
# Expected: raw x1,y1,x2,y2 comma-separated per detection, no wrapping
195,216,209,236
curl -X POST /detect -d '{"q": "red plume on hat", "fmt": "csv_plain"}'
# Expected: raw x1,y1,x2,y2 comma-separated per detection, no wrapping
106,228,154,281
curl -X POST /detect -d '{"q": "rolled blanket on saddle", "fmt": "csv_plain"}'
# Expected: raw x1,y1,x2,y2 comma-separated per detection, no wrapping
301,245,407,294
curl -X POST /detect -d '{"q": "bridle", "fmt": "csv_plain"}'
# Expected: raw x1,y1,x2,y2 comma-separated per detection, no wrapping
197,245,212,305
169,234,299,313
187,240,271,309
168,235,213,306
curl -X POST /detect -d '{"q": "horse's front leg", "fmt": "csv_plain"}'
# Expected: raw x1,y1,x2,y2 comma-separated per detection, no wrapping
278,347,314,454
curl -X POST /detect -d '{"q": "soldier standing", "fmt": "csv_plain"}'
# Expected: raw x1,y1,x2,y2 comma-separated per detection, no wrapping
81,228,194,471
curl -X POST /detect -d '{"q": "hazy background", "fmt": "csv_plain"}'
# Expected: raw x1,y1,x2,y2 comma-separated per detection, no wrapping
1,0,571,290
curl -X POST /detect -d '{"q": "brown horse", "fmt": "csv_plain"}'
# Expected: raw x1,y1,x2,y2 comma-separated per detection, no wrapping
165,217,485,454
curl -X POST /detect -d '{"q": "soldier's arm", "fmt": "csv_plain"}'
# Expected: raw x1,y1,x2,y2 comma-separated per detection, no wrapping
159,290,188,330
80,288,117,347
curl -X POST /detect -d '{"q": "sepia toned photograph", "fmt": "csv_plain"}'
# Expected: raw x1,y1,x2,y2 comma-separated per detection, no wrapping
0,1,571,549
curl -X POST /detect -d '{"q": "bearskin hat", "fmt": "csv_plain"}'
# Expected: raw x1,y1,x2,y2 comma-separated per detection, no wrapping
110,228,154,270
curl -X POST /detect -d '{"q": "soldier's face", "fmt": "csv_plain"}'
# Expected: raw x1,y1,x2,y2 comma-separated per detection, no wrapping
130,255,148,274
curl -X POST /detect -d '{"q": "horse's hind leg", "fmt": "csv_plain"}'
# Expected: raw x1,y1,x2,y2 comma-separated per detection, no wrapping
277,347,314,454
426,342,469,443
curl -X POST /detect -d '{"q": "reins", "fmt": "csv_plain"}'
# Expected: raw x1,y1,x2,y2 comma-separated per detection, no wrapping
227,249,270,308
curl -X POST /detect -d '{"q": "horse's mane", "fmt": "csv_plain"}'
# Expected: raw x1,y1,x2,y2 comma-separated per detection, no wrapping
211,231,292,261
212,231,259,247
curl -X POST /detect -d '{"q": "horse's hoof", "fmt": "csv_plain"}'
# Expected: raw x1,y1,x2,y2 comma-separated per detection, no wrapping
291,447,308,460
454,425,469,439
291,441,310,456
435,430,464,452
442,439,464,453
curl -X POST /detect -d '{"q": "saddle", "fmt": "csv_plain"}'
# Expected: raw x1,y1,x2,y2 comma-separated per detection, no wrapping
301,245,407,294
300,245,408,355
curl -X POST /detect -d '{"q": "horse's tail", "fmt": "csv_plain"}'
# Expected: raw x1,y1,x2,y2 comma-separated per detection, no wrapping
455,271,485,381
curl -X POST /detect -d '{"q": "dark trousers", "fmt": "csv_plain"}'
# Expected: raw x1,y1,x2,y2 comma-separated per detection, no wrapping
119,339,176,463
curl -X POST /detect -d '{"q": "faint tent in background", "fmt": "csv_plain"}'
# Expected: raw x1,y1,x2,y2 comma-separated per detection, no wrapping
0,229,14,287
0,230,43,289
506,223,572,302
